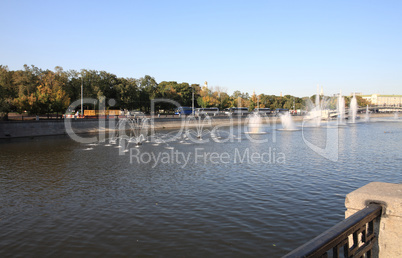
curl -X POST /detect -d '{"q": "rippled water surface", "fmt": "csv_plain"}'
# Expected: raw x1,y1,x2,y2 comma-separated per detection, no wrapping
1,119,401,257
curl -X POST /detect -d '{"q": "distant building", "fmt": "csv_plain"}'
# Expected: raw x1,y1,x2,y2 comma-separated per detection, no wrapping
350,92,363,96
362,94,402,106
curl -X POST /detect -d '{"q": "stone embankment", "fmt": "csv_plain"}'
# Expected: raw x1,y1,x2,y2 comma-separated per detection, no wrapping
0,113,396,139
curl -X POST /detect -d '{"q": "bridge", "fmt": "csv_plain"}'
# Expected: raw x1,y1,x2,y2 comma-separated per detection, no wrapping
328,105,402,119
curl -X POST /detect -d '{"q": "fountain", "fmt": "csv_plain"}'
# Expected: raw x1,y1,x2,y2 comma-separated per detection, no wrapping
245,112,267,134
364,105,370,122
127,117,150,145
185,115,212,141
313,91,322,126
395,112,399,120
279,112,299,131
303,86,323,127
106,115,150,149
349,93,358,123
107,119,124,145
337,91,346,125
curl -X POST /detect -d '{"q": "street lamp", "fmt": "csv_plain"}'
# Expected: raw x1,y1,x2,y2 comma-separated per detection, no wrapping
218,91,221,112
190,85,194,116
81,76,83,117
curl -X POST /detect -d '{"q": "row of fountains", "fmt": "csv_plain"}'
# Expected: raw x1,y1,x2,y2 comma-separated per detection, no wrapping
302,90,363,128
272,90,370,131
96,115,227,151
84,89,399,151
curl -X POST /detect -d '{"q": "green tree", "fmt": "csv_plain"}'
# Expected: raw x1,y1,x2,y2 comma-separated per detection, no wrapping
139,75,158,112
12,65,42,114
0,65,16,120
28,70,70,117
231,91,250,108
116,78,139,110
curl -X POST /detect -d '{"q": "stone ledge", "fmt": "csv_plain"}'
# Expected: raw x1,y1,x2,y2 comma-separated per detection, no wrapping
345,182,402,218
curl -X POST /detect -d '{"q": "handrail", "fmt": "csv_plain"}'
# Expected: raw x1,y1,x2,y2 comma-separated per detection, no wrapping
284,204,382,258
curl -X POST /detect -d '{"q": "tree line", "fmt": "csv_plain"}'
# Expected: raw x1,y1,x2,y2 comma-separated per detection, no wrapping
0,65,368,120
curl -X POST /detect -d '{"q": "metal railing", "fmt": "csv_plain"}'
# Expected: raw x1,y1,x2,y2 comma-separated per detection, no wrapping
284,204,382,258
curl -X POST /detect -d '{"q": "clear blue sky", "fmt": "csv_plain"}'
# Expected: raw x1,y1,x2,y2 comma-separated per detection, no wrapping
1,0,401,97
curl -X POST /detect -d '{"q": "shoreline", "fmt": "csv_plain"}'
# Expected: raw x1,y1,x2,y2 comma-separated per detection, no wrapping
0,113,398,139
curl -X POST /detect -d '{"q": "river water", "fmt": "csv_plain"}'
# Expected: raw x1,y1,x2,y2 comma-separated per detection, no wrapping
1,117,401,257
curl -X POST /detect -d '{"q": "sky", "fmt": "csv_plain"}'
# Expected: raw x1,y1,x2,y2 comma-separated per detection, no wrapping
1,0,401,97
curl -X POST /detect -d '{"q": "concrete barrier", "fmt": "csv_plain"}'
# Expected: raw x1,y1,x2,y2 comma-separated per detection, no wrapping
345,182,402,258
0,113,395,139
0,119,104,139
0,117,248,139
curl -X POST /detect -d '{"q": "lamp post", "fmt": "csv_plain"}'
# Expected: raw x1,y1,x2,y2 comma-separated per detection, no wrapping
80,75,83,117
192,86,195,116
189,85,195,116
218,91,221,112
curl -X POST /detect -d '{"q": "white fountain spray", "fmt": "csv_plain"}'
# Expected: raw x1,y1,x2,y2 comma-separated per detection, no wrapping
349,93,358,123
247,112,265,134
313,86,322,127
337,90,345,125
127,117,149,145
304,85,324,127
364,105,370,122
279,112,298,130
185,115,212,141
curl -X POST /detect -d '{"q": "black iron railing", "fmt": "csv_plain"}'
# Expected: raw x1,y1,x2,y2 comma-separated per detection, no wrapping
284,204,382,258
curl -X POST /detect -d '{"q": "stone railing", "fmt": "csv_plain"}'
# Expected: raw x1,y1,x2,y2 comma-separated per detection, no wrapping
345,182,402,258
285,182,402,257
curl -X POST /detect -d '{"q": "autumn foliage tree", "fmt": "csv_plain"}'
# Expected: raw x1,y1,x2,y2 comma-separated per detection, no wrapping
0,64,352,118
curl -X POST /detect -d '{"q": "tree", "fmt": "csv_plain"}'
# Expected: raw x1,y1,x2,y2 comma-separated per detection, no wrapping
12,65,42,114
356,96,369,107
2,64,332,116
197,85,219,108
231,91,250,108
139,75,158,112
116,78,139,110
0,65,16,120
52,67,70,117
173,82,192,106
65,70,81,103
218,92,231,109
30,70,70,117
249,91,258,110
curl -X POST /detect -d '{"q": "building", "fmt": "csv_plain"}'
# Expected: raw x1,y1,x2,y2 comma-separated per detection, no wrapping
362,94,402,106
350,92,363,96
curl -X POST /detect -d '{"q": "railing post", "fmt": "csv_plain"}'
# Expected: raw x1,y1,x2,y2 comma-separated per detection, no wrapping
345,182,402,258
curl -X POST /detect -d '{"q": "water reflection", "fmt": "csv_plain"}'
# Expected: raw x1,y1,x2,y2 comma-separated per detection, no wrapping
0,121,401,257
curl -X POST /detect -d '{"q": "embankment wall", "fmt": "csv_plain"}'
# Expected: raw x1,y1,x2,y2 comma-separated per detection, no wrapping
0,113,393,139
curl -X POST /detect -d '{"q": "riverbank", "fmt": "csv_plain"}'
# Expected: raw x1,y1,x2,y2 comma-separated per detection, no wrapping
0,116,249,139
0,113,397,139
